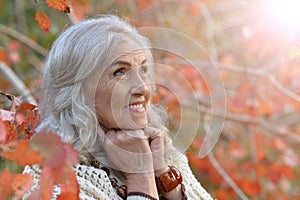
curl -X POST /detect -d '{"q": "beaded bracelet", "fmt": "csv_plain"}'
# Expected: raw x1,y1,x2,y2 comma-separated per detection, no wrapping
155,166,183,194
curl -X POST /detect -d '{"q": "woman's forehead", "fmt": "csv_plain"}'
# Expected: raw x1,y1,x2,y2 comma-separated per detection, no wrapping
110,41,148,63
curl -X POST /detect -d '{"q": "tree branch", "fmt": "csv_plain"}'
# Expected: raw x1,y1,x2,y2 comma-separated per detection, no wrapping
0,61,37,105
207,152,249,200
13,0,28,35
195,105,300,144
0,24,48,57
163,58,300,104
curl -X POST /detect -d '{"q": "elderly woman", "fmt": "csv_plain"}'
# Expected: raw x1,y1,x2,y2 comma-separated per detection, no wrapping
23,15,212,200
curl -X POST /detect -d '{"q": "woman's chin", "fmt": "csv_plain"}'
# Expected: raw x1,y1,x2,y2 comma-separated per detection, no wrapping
114,119,148,130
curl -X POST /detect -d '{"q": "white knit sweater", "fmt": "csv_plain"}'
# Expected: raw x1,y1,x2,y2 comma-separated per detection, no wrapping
23,154,213,200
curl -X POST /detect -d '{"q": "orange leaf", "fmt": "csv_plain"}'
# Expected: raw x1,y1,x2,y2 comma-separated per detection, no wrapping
30,131,78,186
280,164,293,179
240,179,261,195
254,164,268,179
57,171,80,200
267,164,282,184
0,170,14,199
19,103,37,111
0,121,18,147
30,132,66,168
63,143,79,167
40,167,55,200
216,188,235,200
137,0,152,10
0,119,7,143
46,0,70,12
0,48,11,67
12,173,34,198
69,0,91,21
1,140,44,166
35,11,51,32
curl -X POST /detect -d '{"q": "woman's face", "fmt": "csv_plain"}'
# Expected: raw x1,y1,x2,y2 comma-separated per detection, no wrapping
94,41,152,130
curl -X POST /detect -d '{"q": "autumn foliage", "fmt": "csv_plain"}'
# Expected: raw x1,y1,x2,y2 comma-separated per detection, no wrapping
0,93,79,199
34,0,91,32
1,0,300,199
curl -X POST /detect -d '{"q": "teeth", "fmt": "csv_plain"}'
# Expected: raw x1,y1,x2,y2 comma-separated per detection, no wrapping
129,103,143,109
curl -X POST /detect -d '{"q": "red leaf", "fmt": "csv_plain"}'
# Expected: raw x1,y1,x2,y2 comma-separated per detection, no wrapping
68,0,91,21
19,103,37,111
57,171,80,200
267,164,282,184
40,167,55,200
12,173,34,198
216,188,235,200
17,103,39,139
30,132,66,168
1,140,44,166
63,143,79,167
0,48,11,67
240,178,261,195
254,164,268,179
0,170,14,199
280,164,293,179
137,0,152,10
46,0,70,12
35,11,51,32
0,119,7,143
1,121,18,146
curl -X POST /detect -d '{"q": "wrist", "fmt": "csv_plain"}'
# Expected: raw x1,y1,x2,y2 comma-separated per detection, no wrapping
127,173,159,198
155,166,183,194
155,165,169,177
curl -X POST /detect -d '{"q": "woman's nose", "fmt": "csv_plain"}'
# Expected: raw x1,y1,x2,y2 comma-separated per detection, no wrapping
130,82,151,97
129,73,151,96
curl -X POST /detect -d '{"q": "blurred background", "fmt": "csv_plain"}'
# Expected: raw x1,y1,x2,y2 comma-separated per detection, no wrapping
0,0,300,199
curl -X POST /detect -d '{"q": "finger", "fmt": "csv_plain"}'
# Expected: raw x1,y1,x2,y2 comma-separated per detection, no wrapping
143,127,159,138
144,127,165,140
123,129,147,139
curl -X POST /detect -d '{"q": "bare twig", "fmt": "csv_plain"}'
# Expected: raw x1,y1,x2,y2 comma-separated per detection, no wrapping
0,62,37,105
0,24,48,57
13,0,28,35
0,90,14,101
163,58,300,104
195,105,300,144
208,152,249,200
220,63,300,103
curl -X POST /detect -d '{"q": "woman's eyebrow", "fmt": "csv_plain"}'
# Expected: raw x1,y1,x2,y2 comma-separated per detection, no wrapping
112,58,147,67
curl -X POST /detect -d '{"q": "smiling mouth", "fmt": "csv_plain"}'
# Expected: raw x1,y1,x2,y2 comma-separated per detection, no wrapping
128,102,145,113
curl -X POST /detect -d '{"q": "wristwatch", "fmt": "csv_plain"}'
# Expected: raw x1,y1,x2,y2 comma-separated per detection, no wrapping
155,166,183,194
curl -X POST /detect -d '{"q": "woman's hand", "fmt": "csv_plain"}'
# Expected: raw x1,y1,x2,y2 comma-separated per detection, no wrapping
98,128,159,198
99,129,154,174
144,127,169,176
144,127,184,200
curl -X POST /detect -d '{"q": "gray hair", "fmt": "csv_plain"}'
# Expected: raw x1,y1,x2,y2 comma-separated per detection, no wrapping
37,15,179,165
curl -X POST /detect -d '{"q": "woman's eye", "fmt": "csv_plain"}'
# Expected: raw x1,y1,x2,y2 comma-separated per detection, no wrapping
113,68,125,76
141,66,148,74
